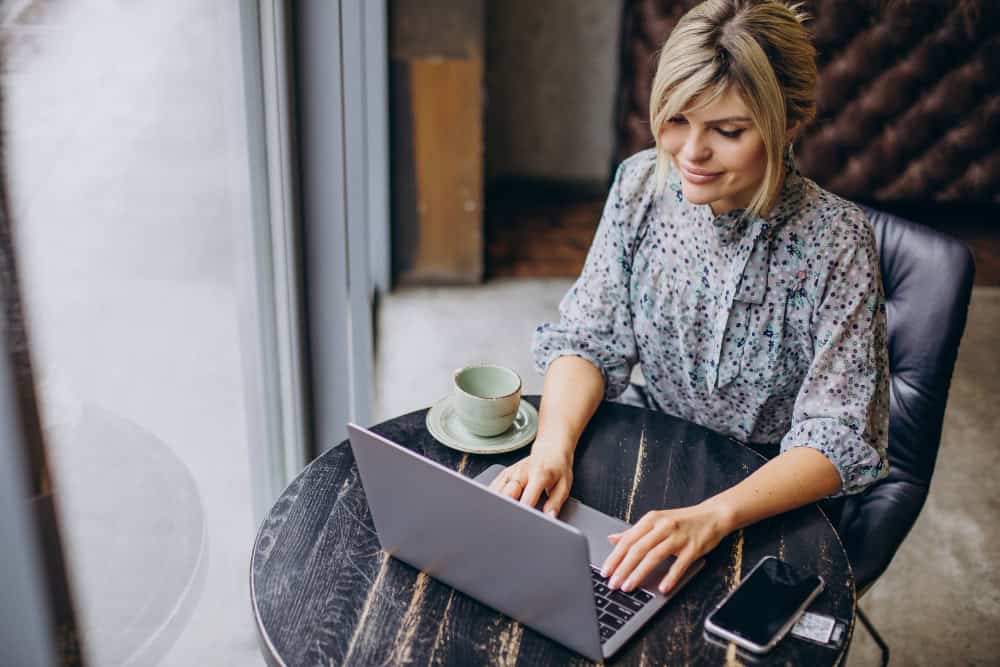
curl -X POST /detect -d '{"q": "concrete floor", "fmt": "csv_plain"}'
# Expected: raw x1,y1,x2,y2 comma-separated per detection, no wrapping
376,279,1000,666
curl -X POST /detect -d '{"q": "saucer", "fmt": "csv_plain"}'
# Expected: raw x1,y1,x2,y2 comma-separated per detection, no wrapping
426,396,538,455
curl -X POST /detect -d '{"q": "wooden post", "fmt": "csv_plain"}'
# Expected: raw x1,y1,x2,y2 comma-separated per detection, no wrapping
390,0,484,285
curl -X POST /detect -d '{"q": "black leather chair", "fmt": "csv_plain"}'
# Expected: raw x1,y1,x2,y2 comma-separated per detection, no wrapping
824,206,976,665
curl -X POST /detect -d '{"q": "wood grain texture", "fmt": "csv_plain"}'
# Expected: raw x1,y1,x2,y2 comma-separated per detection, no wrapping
251,397,855,666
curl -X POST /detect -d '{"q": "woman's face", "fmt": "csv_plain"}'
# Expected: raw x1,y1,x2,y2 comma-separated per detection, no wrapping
660,86,768,216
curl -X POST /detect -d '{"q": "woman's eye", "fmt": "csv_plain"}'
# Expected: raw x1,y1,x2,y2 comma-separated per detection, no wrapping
716,128,744,139
668,116,688,125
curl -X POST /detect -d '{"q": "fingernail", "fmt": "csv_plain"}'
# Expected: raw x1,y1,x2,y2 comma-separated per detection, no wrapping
622,579,634,591
546,510,556,518
659,582,670,594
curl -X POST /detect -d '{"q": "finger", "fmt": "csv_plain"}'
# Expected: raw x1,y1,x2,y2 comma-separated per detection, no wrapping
608,529,665,590
621,538,680,592
602,527,639,576
600,522,650,580
502,477,524,500
519,473,549,510
488,469,509,493
603,513,657,569
494,462,523,492
658,548,696,594
542,476,570,517
511,467,532,497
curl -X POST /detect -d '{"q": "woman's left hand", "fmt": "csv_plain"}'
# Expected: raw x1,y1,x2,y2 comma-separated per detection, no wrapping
600,501,734,594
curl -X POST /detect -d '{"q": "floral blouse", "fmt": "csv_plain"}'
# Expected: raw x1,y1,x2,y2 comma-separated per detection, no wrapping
533,148,889,496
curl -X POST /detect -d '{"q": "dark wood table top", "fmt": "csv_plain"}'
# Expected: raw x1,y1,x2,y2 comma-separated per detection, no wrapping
251,396,855,666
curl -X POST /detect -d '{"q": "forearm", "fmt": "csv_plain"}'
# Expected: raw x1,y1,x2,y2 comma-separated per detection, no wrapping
534,355,606,460
702,447,842,534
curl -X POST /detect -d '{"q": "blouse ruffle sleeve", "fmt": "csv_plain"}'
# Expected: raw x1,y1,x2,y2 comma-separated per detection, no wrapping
779,209,891,496
531,154,654,400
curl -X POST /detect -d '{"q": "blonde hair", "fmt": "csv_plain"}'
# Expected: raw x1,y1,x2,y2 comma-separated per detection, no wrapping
649,0,816,216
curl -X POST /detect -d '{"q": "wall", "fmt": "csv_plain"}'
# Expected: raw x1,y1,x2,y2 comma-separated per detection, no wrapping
485,0,622,186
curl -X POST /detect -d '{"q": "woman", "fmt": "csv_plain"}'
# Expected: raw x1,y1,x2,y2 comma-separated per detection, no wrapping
489,0,889,596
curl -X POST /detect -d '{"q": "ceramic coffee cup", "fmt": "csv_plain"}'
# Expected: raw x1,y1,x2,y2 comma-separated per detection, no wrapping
451,364,522,437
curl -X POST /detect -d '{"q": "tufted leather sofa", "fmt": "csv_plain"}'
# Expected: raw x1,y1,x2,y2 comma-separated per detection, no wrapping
614,0,1000,207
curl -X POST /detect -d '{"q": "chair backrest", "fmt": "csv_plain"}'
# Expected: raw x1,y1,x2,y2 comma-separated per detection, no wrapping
837,206,975,591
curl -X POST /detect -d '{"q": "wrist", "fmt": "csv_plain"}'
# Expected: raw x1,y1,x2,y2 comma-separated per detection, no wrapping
532,433,576,464
700,495,739,535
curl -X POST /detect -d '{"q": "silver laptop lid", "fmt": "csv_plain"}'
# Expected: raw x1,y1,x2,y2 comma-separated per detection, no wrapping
346,423,604,661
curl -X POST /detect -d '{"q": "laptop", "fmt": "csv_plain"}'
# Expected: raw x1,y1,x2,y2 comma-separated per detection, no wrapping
346,423,704,661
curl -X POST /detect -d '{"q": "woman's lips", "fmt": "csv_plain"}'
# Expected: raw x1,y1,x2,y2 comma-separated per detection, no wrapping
679,163,722,184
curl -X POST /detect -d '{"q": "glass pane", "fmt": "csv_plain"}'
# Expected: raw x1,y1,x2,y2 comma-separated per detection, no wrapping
3,1,265,664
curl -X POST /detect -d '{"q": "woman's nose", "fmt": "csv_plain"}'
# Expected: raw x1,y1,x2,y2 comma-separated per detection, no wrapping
681,130,711,162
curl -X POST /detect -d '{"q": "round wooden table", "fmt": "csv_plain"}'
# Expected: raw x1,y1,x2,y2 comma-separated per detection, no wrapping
251,396,854,666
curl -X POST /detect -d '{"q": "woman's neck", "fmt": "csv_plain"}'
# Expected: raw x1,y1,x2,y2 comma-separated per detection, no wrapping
709,167,787,218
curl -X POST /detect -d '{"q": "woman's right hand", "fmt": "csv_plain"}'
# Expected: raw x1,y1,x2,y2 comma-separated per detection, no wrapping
487,446,574,518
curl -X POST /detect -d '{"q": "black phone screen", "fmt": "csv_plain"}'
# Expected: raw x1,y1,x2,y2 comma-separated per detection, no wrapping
708,557,822,648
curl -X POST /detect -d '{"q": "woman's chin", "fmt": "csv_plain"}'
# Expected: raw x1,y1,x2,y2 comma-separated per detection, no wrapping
680,186,716,205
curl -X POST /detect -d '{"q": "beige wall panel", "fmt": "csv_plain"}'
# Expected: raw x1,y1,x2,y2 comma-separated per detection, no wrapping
408,57,484,282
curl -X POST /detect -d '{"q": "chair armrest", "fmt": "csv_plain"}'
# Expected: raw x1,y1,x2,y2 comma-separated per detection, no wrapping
838,479,929,591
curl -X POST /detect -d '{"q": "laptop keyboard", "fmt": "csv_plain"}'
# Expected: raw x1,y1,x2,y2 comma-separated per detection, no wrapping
589,565,654,644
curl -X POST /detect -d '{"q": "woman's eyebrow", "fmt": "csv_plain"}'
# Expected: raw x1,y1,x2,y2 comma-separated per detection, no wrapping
705,116,751,124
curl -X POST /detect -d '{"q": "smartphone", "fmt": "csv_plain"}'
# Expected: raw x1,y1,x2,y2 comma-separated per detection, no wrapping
704,556,824,654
